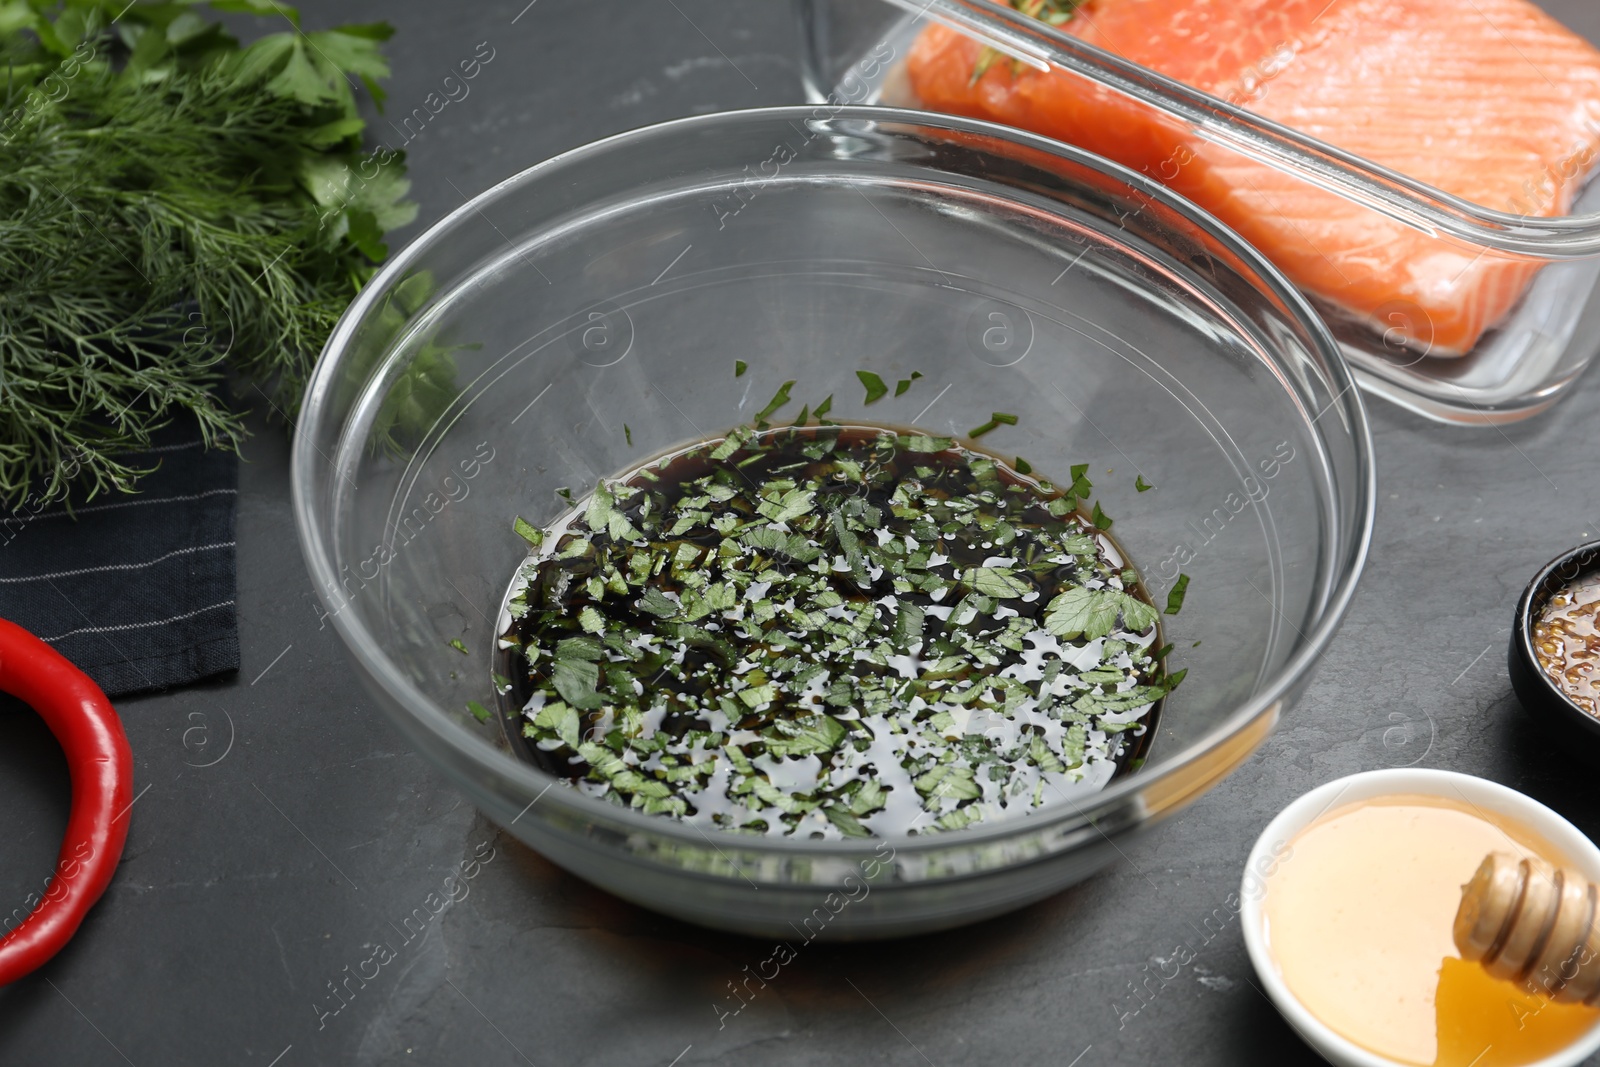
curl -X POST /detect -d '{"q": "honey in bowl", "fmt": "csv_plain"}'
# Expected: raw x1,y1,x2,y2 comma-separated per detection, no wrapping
1262,794,1600,1066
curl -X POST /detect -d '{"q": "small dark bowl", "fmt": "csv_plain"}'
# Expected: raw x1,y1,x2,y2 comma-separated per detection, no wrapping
1510,541,1600,758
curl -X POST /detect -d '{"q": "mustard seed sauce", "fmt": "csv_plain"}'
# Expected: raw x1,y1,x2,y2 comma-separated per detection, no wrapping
1533,572,1600,716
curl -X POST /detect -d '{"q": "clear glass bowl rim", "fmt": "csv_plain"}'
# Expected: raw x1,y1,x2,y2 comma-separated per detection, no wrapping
292,105,1377,858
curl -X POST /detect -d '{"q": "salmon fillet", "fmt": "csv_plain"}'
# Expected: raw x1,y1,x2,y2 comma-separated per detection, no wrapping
906,0,1600,355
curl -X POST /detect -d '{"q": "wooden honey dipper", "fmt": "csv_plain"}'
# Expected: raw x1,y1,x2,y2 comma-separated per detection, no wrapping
1454,851,1600,1003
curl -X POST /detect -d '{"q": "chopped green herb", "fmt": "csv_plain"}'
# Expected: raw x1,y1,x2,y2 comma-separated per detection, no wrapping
1121,596,1159,633
894,372,924,397
753,380,796,426
513,516,544,548
1091,501,1113,530
1165,573,1191,615
625,424,633,447
965,566,1031,598
497,424,1165,839
814,394,834,419
898,434,953,453
1136,474,1153,492
1015,457,1033,475
1043,586,1119,640
637,587,678,617
857,371,888,404
1069,464,1092,495
968,412,1019,439
709,425,752,461
551,657,603,710
735,360,748,377
466,700,492,723
447,638,469,655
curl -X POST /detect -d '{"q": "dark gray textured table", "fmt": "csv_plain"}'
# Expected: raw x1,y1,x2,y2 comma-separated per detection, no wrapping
5,1,1600,1063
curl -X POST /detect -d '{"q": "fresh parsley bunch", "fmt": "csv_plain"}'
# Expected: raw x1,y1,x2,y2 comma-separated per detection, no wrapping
0,0,416,505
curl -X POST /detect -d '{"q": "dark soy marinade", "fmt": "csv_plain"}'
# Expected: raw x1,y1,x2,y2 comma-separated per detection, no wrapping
495,424,1172,839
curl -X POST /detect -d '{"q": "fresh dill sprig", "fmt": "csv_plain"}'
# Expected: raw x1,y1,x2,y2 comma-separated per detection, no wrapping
0,1,417,505
971,0,1089,84
1009,0,1088,25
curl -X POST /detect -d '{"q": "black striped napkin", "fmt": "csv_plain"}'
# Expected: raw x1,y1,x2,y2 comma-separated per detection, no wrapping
0,415,240,697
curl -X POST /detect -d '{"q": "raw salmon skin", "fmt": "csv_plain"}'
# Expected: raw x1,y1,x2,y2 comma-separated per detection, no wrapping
906,0,1600,355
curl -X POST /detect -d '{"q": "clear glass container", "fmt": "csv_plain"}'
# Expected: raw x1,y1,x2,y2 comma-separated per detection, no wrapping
795,0,1600,425
293,107,1373,938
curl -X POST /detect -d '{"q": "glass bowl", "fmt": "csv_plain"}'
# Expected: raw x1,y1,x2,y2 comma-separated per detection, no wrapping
292,106,1374,939
795,0,1600,425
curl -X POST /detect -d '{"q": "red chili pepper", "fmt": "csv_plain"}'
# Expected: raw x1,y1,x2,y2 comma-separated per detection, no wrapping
0,618,132,985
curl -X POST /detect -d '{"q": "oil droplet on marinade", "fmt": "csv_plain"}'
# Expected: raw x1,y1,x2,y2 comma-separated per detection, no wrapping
1263,795,1599,1067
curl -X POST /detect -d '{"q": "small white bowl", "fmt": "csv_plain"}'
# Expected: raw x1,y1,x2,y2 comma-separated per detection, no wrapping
1240,768,1600,1067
